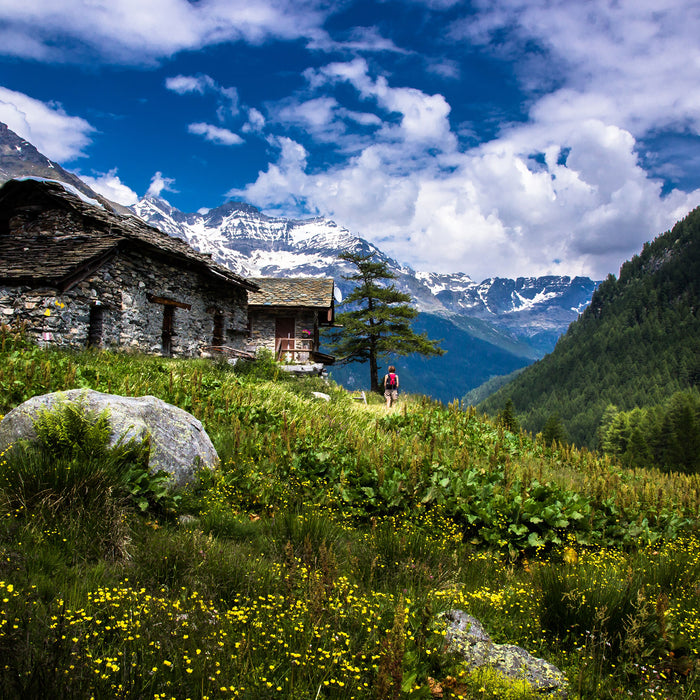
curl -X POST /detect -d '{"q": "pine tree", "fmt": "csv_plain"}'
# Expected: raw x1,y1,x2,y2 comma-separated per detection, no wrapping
542,413,568,447
498,398,520,433
325,250,445,392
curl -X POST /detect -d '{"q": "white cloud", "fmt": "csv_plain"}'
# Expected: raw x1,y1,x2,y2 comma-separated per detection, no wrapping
426,58,460,80
80,169,139,206
230,3,700,281
304,58,455,151
307,25,408,54
242,107,266,134
455,0,700,139
166,74,239,119
270,95,381,150
188,122,243,145
165,74,216,95
0,0,334,64
0,29,50,60
147,171,177,198
231,108,700,281
0,86,94,162
274,97,341,140
376,83,454,146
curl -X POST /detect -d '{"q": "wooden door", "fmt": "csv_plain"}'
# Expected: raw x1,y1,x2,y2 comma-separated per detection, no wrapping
162,305,174,356
275,317,295,359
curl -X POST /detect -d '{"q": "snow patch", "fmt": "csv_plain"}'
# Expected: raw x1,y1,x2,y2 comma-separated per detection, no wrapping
17,176,103,208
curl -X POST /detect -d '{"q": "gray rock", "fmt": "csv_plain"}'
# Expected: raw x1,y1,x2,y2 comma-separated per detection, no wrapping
279,363,326,376
444,610,492,643
442,609,568,697
0,389,219,488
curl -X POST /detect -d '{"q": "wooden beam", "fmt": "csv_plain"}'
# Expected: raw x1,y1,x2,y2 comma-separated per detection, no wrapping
59,249,117,292
147,294,191,310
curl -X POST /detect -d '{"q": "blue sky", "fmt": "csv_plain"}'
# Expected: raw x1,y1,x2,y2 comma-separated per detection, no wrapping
1,0,700,281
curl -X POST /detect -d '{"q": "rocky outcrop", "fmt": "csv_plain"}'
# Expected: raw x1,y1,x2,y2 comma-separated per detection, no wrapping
0,389,219,488
442,610,568,697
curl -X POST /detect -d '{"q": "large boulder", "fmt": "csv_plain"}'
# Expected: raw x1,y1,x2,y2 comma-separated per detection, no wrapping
442,610,568,697
0,389,219,488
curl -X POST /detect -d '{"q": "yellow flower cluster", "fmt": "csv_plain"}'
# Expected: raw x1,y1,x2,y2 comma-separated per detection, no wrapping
0,573,440,698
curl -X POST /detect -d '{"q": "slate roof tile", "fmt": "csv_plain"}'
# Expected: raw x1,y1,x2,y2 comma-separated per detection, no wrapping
0,178,258,292
248,277,334,308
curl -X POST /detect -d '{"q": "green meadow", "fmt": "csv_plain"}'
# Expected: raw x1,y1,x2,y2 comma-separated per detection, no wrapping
2,327,700,699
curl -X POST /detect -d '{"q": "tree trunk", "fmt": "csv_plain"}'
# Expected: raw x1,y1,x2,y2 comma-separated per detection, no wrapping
368,300,380,392
370,345,380,393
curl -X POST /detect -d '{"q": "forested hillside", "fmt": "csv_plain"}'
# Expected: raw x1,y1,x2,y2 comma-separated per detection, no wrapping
478,206,700,451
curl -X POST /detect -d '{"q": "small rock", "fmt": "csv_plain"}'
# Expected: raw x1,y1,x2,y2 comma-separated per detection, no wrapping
441,609,568,698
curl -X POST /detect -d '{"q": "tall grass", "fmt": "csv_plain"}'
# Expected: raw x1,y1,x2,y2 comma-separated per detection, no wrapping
3,332,700,697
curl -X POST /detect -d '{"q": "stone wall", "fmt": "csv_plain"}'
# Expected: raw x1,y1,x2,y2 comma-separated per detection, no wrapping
0,249,249,357
246,309,318,361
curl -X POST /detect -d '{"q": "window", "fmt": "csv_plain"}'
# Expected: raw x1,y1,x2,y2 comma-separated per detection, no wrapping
212,311,225,346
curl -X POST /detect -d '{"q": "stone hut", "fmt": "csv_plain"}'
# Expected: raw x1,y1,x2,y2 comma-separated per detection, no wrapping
0,178,259,356
246,277,335,365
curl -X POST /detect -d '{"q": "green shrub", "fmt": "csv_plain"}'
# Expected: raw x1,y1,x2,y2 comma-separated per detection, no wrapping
0,397,181,561
534,553,668,667
232,347,282,380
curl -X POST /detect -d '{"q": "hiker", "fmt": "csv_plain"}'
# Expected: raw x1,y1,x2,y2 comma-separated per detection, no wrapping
383,365,399,408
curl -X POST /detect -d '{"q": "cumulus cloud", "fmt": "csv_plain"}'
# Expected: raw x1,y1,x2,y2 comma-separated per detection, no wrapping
0,86,94,162
273,97,342,142
232,105,700,280
242,107,266,134
453,0,700,139
303,58,455,152
0,0,334,64
230,3,700,280
165,74,216,95
188,122,243,145
147,171,177,198
270,95,381,152
80,169,139,206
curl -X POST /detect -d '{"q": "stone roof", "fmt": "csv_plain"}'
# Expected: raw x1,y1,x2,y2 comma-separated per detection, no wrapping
0,178,258,292
248,277,335,309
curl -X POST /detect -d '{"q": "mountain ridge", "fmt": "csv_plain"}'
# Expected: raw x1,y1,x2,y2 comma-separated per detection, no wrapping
0,123,134,217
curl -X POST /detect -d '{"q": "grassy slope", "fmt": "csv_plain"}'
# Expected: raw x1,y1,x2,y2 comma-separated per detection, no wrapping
2,337,700,698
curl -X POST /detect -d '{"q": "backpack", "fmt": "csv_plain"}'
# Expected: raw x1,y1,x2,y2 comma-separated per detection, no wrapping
386,373,397,390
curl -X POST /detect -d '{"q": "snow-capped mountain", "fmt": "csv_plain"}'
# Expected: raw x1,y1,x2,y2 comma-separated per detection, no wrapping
132,193,598,348
417,272,593,316
132,194,371,282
